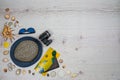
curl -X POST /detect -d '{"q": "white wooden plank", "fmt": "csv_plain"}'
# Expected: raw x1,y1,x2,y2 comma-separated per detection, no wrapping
0,0,120,80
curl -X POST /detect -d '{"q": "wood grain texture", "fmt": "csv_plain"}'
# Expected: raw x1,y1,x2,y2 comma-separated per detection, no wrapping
0,0,120,80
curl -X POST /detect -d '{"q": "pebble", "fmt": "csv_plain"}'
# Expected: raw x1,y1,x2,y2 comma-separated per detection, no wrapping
14,21,19,27
28,70,31,74
11,16,15,21
5,8,10,12
14,23,16,27
4,14,10,19
8,22,13,26
58,69,65,77
12,65,16,69
47,73,50,77
7,63,12,67
3,50,9,55
75,48,78,51
16,69,21,75
22,70,26,75
79,71,83,74
62,65,66,69
59,59,63,63
32,73,35,75
7,63,16,71
3,58,9,62
8,67,12,71
16,20,19,23
66,70,71,75
4,22,8,26
71,73,78,78
50,71,56,77
3,68,7,73
80,35,83,39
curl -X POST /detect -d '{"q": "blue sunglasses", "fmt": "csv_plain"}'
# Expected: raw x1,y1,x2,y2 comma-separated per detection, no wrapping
19,27,36,34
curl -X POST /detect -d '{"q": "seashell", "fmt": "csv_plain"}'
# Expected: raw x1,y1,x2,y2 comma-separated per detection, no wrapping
47,73,49,77
62,64,66,69
4,14,10,19
57,69,65,77
7,63,16,71
66,70,71,75
7,62,12,67
59,59,63,63
3,68,7,73
50,71,56,77
79,71,83,74
11,65,16,70
14,21,19,27
5,8,10,12
8,67,12,71
11,16,15,21
3,50,9,55
16,21,19,23
71,73,78,78
32,73,35,75
8,22,13,26
3,58,9,62
28,70,31,74
22,70,26,75
16,69,21,75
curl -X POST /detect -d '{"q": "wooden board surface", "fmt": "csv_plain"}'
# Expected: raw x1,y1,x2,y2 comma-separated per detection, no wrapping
0,0,120,80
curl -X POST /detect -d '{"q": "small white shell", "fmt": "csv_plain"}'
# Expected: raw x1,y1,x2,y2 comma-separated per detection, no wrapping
12,65,16,69
22,70,26,75
7,63,12,67
50,71,56,77
8,67,12,71
59,59,63,63
11,16,15,21
57,69,66,77
66,70,71,75
71,73,78,78
16,69,21,75
3,50,9,55
8,22,13,26
4,14,10,19
3,58,9,62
